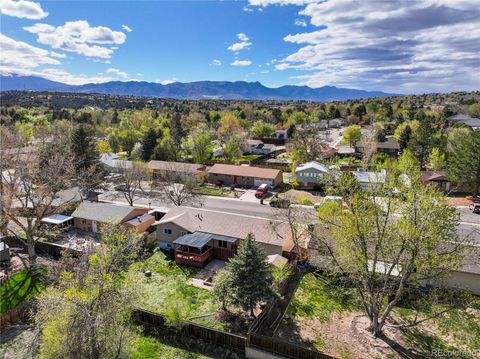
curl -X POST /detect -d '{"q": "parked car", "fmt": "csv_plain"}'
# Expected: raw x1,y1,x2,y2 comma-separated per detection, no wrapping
114,184,128,192
470,203,480,214
255,183,270,198
269,198,291,208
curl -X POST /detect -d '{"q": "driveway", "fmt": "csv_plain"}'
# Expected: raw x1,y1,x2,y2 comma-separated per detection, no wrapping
239,189,261,203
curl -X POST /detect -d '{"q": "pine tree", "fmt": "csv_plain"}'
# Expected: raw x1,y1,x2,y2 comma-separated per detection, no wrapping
141,128,157,162
398,125,411,152
70,125,99,172
227,234,274,317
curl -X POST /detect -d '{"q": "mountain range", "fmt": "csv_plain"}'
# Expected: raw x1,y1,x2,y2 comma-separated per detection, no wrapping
0,74,397,101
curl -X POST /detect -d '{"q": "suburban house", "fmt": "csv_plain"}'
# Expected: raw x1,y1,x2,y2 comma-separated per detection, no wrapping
294,161,330,188
275,129,288,140
318,118,345,129
155,206,292,267
355,137,400,157
149,160,206,181
244,139,277,156
352,170,386,191
100,153,132,172
207,164,283,187
123,213,156,233
421,171,472,194
71,201,149,233
448,114,480,130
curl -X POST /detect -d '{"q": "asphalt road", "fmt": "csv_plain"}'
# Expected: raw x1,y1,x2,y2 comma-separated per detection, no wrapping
99,188,275,218
100,188,480,244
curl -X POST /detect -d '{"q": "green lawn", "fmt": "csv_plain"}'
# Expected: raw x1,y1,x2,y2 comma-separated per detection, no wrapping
195,186,232,197
129,334,213,359
285,273,358,323
127,252,219,326
239,154,263,162
0,267,46,314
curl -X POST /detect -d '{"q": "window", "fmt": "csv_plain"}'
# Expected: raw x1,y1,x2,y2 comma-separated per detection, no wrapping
81,219,86,224
218,240,228,248
181,231,187,236
164,228,172,235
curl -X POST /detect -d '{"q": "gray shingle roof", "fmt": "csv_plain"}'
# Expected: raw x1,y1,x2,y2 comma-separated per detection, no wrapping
208,164,281,179
157,206,290,246
72,201,137,224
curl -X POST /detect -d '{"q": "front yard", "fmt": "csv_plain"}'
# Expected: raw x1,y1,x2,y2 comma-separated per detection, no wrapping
276,272,480,359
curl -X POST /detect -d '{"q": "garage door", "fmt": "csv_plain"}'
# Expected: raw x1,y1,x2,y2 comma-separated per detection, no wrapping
254,178,273,187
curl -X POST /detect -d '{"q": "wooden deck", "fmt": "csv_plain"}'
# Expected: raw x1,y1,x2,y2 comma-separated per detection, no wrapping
175,247,213,267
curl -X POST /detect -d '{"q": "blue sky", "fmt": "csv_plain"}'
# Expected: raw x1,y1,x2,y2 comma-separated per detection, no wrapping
1,0,479,93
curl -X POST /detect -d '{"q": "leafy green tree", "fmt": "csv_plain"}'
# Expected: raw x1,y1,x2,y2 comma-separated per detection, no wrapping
447,127,471,153
35,225,143,359
153,137,179,161
227,234,275,317
140,128,158,162
213,269,234,311
119,128,141,158
108,128,121,153
342,125,362,146
426,147,446,171
222,135,244,164
186,126,213,164
250,120,275,138
468,103,480,118
218,112,242,137
448,129,480,196
410,119,433,167
315,152,472,337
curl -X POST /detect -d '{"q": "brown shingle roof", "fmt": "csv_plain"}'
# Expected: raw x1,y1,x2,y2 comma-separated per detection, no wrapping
149,161,206,173
208,164,281,179
157,206,290,247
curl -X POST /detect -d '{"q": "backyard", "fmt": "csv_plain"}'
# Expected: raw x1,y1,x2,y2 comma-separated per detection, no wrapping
276,272,480,359
127,251,252,333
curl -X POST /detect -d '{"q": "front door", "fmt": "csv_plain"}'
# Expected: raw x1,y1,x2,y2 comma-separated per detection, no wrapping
92,221,98,233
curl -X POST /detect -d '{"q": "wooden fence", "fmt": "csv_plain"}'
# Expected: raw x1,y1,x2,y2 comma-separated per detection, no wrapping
0,300,32,331
1,236,82,259
248,333,336,359
132,308,247,353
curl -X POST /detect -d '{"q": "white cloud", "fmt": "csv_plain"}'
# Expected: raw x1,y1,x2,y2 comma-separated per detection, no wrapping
0,33,60,70
106,67,129,78
24,20,127,58
136,72,143,76
250,0,480,92
121,24,132,32
210,59,222,66
295,18,307,27
156,78,178,85
243,6,253,12
50,51,66,58
231,60,252,66
228,33,252,51
237,33,249,41
0,34,115,85
0,0,48,19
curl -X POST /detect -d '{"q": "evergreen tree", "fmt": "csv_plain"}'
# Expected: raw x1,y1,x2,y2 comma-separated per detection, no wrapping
70,125,99,172
227,234,275,316
398,125,411,152
153,137,179,161
140,128,158,161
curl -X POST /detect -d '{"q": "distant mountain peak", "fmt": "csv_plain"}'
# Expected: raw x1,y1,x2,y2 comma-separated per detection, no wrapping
0,74,398,101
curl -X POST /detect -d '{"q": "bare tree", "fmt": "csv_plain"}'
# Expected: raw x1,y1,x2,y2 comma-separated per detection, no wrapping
272,205,311,263
358,129,378,168
152,163,203,207
116,161,149,206
288,126,332,164
1,133,76,263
